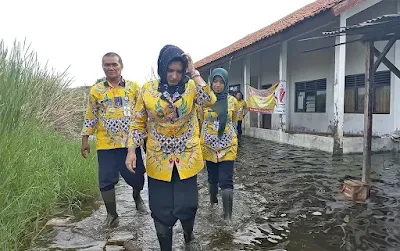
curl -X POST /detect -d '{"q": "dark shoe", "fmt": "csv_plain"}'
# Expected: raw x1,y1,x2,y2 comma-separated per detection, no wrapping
103,213,119,228
133,188,147,213
221,189,233,221
184,233,202,251
181,218,203,251
154,220,173,251
209,183,218,205
101,189,119,227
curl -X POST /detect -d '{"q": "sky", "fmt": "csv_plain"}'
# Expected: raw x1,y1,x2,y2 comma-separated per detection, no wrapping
0,0,315,87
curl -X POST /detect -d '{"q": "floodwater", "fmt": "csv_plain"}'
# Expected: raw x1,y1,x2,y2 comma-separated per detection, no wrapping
30,137,400,251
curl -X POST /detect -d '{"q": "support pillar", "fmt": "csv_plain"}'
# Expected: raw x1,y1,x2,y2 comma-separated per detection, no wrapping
243,56,251,132
394,0,400,132
279,41,288,132
362,41,374,184
258,55,263,128
333,14,346,155
258,75,262,128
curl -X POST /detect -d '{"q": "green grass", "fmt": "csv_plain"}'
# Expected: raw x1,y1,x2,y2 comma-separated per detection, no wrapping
0,40,98,250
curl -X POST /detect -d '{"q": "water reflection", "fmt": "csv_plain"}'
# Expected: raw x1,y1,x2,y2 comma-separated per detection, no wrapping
30,137,400,250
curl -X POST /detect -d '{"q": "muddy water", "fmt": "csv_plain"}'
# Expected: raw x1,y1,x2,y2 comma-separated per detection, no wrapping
30,137,400,251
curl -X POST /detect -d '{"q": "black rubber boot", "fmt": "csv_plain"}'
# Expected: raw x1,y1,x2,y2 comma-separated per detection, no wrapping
209,183,218,205
181,218,202,251
132,188,147,213
154,220,173,251
101,189,119,227
221,189,233,222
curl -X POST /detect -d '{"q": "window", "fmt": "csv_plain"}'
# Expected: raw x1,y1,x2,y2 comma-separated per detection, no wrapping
295,79,327,113
344,71,390,114
262,84,272,90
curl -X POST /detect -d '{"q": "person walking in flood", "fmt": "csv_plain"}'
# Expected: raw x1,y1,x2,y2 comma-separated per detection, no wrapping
125,45,216,251
200,68,239,222
235,91,247,145
81,52,147,227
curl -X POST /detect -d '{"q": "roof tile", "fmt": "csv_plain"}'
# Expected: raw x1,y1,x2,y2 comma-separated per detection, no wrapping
194,0,344,68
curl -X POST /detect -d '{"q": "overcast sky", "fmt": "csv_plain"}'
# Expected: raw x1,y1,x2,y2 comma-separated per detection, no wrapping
1,0,314,87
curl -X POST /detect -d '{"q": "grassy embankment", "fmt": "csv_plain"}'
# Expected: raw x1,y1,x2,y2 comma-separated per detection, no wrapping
0,40,98,250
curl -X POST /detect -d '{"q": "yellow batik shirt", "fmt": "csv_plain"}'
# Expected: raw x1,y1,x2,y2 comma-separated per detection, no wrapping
81,78,140,150
128,80,217,182
237,99,248,121
195,104,203,130
201,95,239,163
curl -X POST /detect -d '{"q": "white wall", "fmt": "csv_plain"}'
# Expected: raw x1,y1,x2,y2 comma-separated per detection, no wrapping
259,47,281,129
287,25,336,134
202,0,399,138
343,0,398,136
249,53,262,127
280,0,399,136
227,59,242,90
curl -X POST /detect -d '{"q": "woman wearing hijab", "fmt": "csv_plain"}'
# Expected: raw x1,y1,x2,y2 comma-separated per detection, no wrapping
200,68,239,222
235,91,247,145
125,45,216,251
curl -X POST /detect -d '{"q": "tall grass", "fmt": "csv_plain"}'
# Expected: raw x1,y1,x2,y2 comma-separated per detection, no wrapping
0,40,98,250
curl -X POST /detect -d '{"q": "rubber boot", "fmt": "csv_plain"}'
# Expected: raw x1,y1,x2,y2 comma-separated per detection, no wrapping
181,218,202,251
154,220,173,251
209,183,218,206
237,134,242,146
101,189,119,227
221,189,233,222
132,188,147,213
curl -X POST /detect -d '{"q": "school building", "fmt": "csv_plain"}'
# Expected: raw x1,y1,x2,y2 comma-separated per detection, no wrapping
195,0,400,155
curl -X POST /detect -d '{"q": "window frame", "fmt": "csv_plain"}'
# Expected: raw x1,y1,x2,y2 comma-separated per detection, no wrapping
295,78,327,113
344,71,391,115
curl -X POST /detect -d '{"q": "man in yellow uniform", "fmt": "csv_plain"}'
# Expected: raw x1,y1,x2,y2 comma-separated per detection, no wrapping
235,91,248,145
81,52,146,227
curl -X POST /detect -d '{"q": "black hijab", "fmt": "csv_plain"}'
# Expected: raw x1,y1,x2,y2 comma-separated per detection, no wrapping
157,44,189,96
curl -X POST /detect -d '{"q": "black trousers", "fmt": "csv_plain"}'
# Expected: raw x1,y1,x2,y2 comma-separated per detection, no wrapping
148,166,198,227
97,147,145,192
206,160,234,190
237,120,243,136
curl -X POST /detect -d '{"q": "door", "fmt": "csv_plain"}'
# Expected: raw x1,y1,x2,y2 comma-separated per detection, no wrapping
261,84,272,129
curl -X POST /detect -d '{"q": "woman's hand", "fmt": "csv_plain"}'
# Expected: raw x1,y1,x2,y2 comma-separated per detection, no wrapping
182,52,205,87
125,147,137,173
182,53,196,76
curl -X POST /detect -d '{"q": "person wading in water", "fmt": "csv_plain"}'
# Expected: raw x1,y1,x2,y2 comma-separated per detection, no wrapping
235,91,247,145
200,68,239,222
125,45,216,250
81,52,147,227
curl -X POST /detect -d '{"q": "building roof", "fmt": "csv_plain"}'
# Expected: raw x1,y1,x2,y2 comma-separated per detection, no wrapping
194,0,345,69
322,13,400,36
300,13,400,54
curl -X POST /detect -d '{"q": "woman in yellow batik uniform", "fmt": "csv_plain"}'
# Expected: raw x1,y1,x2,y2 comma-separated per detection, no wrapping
125,45,216,251
235,91,247,145
200,68,239,222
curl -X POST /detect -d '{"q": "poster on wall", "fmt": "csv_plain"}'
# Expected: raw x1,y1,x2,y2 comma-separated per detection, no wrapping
274,80,286,114
246,81,286,114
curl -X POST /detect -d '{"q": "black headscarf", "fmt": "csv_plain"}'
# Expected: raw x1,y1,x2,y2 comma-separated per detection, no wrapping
157,44,189,96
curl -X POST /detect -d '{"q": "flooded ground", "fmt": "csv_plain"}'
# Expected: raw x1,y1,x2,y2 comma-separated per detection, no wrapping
30,137,400,251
